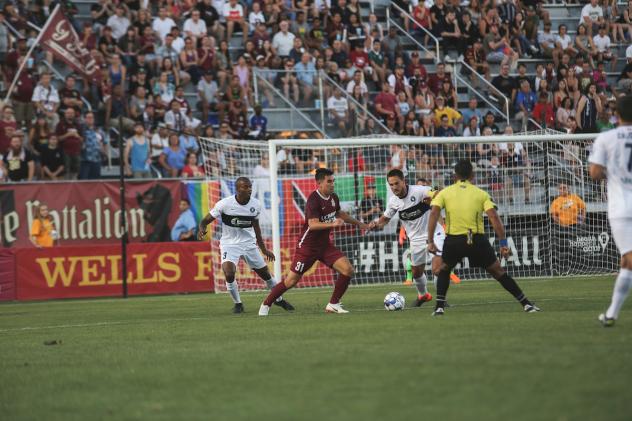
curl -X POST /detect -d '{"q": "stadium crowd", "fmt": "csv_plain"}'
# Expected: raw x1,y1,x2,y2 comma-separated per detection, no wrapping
0,0,630,184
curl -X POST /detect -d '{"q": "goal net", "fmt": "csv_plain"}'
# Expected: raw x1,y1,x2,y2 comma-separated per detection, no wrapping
199,132,618,292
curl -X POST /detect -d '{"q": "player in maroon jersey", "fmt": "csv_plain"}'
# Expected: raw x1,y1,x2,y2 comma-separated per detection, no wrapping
259,168,369,316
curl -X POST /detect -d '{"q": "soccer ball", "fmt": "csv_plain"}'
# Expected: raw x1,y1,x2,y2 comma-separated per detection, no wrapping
384,292,405,311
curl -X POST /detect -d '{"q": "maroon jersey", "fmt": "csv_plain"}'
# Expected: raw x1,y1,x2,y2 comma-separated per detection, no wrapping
297,191,341,250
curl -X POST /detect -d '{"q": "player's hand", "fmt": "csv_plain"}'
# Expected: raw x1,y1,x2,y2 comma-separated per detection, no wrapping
366,221,377,232
332,218,344,228
428,242,438,254
262,248,276,262
197,226,207,240
358,222,370,232
423,196,432,204
500,246,511,258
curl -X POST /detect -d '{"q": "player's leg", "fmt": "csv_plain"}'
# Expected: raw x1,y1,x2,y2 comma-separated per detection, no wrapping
252,265,295,311
433,235,461,315
600,220,632,326
481,236,538,313
259,251,315,316
221,261,244,314
327,255,354,313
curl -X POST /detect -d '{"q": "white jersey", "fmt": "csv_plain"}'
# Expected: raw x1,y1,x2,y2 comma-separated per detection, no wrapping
588,125,632,220
210,195,262,245
384,185,437,245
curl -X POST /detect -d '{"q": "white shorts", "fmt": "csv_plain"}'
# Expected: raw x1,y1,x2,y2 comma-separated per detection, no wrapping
220,243,266,269
410,229,446,266
610,218,632,255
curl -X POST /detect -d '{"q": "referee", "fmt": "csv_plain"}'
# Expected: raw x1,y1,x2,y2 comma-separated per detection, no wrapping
427,160,540,316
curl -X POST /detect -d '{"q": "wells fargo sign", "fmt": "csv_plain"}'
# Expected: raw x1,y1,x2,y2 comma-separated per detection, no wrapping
15,242,214,300
0,180,181,248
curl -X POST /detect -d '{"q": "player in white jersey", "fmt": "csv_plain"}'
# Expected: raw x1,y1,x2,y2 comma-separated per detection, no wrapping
588,94,632,327
198,177,294,313
370,169,446,307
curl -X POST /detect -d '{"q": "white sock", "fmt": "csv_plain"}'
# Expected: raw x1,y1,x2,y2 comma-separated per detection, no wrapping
606,268,632,319
414,274,428,296
226,280,241,304
263,277,283,302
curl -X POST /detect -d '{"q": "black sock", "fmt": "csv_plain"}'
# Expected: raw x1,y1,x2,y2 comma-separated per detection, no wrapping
497,273,530,306
435,270,451,310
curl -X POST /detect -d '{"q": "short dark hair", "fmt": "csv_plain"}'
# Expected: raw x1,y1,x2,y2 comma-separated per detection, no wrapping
454,159,473,180
617,95,632,123
315,168,334,182
387,169,405,180
180,198,190,205
236,176,251,186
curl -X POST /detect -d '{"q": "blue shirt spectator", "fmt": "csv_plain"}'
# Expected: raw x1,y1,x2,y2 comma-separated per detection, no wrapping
250,105,268,139
179,133,199,153
294,56,316,85
515,84,537,113
160,134,187,177
171,199,197,241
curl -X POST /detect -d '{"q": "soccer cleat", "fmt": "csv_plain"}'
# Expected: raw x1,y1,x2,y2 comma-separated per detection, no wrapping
598,313,615,327
274,299,295,311
258,304,270,316
432,307,445,316
233,303,244,314
524,303,541,313
413,293,433,307
325,302,349,314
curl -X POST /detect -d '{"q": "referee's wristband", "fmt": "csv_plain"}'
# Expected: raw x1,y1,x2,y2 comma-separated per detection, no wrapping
499,239,508,248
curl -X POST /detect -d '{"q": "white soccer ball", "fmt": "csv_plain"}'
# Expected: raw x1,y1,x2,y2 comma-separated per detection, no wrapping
384,292,405,311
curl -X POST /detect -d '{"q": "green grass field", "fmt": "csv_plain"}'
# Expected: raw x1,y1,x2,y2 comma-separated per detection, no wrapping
1,276,630,421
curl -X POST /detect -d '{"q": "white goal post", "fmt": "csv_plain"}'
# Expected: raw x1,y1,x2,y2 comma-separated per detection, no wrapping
200,132,617,292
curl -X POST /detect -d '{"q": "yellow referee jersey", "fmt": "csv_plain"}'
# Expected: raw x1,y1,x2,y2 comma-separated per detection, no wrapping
430,180,497,235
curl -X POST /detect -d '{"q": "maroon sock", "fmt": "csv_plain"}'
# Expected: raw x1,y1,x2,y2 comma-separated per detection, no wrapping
329,274,352,304
263,282,288,306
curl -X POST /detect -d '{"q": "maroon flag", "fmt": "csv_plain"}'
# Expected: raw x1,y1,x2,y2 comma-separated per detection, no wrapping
39,5,99,81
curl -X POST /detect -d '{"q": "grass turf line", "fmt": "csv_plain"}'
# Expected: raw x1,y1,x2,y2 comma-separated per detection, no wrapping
0,276,630,421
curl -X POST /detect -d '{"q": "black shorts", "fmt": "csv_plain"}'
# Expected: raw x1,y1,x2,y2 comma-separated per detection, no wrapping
442,234,498,269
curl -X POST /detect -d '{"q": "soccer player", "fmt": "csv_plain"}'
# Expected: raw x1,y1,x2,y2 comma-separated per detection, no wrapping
258,168,369,316
427,159,540,316
198,177,294,313
370,169,446,306
588,94,632,327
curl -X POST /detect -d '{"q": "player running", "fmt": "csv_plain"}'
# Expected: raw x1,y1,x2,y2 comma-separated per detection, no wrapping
198,177,294,314
259,168,369,316
589,94,632,327
370,169,446,307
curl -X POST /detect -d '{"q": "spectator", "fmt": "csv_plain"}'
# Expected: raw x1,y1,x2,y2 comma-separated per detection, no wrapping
183,9,208,42
170,199,197,241
593,25,617,71
556,97,575,131
433,96,462,128
106,85,135,134
381,26,402,68
427,62,450,96
28,115,51,162
124,123,151,179
79,112,106,180
441,9,466,58
532,92,555,129
40,135,65,181
463,38,490,85
10,62,36,128
180,37,201,85
153,7,177,42
179,127,200,154
575,24,599,68
30,204,57,248
374,82,400,126
294,52,317,103
481,111,501,135
223,0,247,43
491,63,517,116
3,134,34,182
249,104,268,140
107,4,130,41
537,21,559,66
550,183,586,227
515,79,537,131
346,70,369,100
272,20,296,58
387,65,412,100
576,83,602,133
359,182,384,224
463,116,481,137
580,0,603,36
461,97,483,125
253,154,270,178
150,124,170,166
181,153,205,178
484,23,518,69
164,99,188,132
31,73,60,130
327,89,350,135
55,108,83,180
436,114,457,137
160,133,187,177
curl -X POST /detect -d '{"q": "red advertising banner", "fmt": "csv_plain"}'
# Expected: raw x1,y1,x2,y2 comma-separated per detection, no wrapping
15,242,214,300
0,248,16,301
39,5,100,81
0,180,182,248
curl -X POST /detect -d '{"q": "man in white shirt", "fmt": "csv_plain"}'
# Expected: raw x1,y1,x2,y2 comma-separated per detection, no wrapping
106,5,130,40
223,0,247,43
593,25,617,71
152,7,177,42
345,70,369,99
164,100,188,132
327,90,349,134
183,10,207,42
197,70,219,122
589,94,632,327
554,24,577,67
150,124,170,164
31,73,60,129
272,20,296,58
627,44,632,61
580,0,603,36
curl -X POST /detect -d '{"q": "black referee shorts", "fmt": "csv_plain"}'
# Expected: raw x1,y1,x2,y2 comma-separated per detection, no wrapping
442,234,498,269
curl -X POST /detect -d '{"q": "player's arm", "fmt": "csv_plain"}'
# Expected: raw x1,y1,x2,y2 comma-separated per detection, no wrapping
485,207,510,258
427,205,441,253
253,219,274,261
370,215,391,231
197,213,216,240
308,218,343,230
337,210,369,230
589,163,606,181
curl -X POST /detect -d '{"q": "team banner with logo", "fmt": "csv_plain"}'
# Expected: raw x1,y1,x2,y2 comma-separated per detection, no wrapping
0,180,182,248
15,242,214,300
38,5,100,81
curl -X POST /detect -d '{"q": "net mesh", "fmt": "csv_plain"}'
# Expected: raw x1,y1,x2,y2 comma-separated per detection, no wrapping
199,132,617,293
